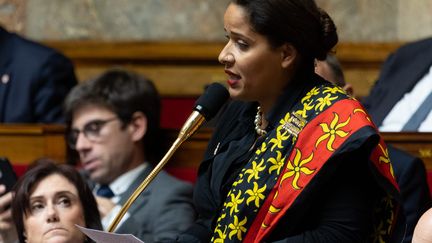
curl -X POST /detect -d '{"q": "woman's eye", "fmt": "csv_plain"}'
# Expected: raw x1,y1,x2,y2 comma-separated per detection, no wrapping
58,197,71,207
236,40,249,50
30,203,44,212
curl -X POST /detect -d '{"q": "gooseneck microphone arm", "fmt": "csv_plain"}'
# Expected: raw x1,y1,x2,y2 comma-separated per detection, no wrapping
107,83,229,233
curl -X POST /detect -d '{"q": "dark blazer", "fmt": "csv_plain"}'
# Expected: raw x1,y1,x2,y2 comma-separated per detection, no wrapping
0,27,77,123
389,145,432,243
87,165,196,243
363,37,432,127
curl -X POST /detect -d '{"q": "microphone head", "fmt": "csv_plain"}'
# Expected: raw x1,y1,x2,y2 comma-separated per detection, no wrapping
194,83,229,120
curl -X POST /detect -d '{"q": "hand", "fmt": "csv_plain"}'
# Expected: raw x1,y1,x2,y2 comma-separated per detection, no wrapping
95,196,116,218
0,185,17,243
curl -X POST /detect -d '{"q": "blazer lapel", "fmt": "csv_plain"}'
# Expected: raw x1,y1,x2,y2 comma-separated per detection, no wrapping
389,43,432,104
373,40,432,125
0,30,12,122
118,165,153,208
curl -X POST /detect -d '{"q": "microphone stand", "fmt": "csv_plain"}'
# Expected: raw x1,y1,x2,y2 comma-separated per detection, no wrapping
107,111,205,233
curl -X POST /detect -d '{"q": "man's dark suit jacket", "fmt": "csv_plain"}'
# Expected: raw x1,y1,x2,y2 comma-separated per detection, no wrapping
389,145,432,242
0,27,77,123
85,165,196,243
363,37,432,127
361,38,432,241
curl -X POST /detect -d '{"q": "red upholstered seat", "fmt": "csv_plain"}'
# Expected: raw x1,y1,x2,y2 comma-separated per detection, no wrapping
427,171,432,195
161,98,196,129
12,164,28,177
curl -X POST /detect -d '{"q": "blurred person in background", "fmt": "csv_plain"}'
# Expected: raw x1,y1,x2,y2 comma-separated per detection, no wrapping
64,68,195,242
11,160,102,243
316,54,432,242
0,25,77,123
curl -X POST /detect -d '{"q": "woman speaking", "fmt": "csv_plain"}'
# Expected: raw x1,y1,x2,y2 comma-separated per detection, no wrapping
178,0,404,242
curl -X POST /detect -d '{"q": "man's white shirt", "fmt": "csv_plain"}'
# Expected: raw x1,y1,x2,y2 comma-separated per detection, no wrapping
95,163,148,230
379,65,432,132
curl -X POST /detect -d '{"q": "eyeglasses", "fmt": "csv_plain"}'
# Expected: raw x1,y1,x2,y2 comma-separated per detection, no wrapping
67,117,118,149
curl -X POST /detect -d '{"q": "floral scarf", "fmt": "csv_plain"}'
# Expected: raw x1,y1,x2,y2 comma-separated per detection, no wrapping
211,84,399,242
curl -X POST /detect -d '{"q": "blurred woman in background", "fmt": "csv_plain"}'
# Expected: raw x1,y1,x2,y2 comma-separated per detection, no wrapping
12,161,102,243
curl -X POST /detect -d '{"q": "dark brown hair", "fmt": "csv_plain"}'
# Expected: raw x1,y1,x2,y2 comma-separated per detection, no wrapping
12,159,102,243
232,0,338,62
64,68,162,163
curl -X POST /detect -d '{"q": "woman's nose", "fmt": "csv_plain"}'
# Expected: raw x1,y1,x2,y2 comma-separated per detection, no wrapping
218,46,234,66
46,205,59,223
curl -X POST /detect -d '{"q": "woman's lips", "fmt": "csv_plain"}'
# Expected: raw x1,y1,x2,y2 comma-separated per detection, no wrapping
45,227,67,236
227,79,238,87
225,70,240,86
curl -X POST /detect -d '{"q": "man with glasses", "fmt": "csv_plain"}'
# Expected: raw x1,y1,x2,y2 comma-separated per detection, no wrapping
63,68,195,242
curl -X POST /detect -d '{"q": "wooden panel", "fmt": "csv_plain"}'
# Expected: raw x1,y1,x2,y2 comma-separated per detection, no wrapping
382,132,432,171
0,124,431,175
336,42,403,65
0,124,212,169
42,41,406,98
166,130,432,171
44,41,226,61
344,69,380,99
0,124,66,165
74,64,225,97
163,128,212,168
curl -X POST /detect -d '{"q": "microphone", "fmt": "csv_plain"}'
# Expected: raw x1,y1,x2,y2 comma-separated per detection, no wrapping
107,82,229,232
178,82,230,143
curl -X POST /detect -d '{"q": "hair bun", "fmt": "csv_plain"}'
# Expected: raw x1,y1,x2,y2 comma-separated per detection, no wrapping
316,9,338,60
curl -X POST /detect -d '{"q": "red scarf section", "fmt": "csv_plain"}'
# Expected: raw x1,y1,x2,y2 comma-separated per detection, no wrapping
244,99,398,242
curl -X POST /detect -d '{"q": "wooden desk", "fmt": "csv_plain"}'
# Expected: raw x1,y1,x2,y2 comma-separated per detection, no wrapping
1,124,431,174
382,132,432,170
0,124,66,165
163,127,212,168
167,130,432,173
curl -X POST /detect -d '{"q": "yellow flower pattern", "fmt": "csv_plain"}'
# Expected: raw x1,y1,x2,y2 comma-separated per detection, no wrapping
213,226,228,243
269,129,290,151
255,142,268,155
268,151,284,174
315,112,350,151
212,84,348,242
228,216,248,240
232,174,244,187
301,87,320,103
354,108,371,122
295,100,314,118
315,93,338,111
279,112,291,127
245,182,267,207
378,144,395,178
323,86,345,95
226,191,245,215
244,159,266,182
281,148,315,190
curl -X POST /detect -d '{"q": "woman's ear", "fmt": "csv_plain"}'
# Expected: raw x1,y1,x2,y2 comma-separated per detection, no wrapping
128,112,147,142
343,83,354,97
280,43,297,69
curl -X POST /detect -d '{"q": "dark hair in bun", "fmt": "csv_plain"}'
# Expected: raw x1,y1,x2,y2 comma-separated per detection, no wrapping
232,0,338,61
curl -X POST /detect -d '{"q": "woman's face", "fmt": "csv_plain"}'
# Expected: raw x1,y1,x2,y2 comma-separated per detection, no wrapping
218,3,295,111
23,174,86,243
